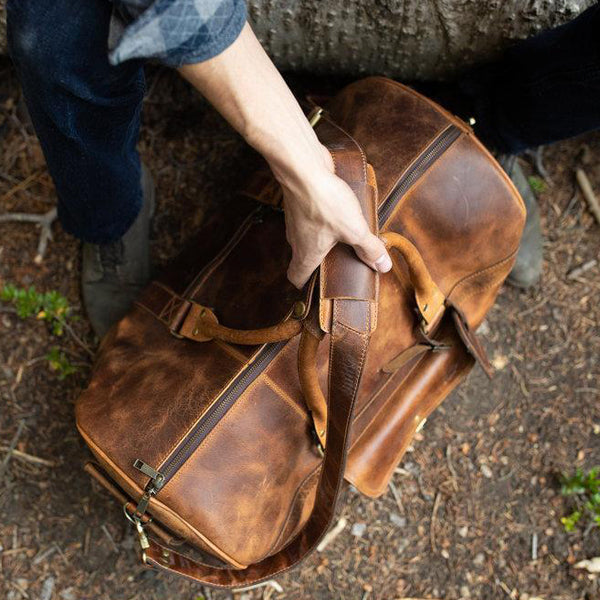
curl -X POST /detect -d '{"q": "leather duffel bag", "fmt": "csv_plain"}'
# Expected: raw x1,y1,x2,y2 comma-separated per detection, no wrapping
76,76,525,587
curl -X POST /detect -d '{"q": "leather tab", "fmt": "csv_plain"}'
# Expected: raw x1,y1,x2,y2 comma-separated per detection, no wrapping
451,305,494,379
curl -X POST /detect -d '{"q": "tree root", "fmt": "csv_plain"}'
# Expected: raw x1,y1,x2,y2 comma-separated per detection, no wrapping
0,207,58,263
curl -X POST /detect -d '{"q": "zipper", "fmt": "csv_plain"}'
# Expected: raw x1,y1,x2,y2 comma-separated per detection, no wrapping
378,125,461,227
135,340,286,497
133,124,462,506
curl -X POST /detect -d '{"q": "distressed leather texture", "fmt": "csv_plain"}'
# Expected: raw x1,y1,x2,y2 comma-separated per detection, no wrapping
75,77,525,586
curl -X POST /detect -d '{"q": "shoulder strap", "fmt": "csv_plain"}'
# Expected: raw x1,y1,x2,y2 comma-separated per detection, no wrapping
141,117,378,587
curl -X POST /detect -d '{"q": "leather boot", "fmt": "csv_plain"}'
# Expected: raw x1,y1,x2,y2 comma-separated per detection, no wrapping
82,164,155,339
500,155,543,288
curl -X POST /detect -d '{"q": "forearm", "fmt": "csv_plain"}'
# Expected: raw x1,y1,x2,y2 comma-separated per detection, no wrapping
178,23,328,185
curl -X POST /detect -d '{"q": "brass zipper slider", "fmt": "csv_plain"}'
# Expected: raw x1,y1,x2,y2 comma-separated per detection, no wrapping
133,458,166,490
133,459,166,516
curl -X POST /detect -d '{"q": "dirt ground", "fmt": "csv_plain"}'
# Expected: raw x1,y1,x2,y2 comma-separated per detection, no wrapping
1,59,599,600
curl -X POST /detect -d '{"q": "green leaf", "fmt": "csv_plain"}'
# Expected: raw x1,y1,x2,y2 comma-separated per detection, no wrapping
561,511,582,532
528,176,547,195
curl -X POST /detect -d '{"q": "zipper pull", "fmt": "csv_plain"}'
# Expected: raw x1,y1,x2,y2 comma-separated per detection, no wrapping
133,459,165,516
133,458,165,490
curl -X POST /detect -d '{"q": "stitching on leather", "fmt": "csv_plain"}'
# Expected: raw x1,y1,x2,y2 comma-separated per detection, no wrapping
268,466,321,555
448,250,518,299
451,270,509,303
264,377,310,422
214,340,248,362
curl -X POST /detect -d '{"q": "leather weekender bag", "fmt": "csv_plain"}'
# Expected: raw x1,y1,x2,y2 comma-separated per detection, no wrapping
76,76,525,587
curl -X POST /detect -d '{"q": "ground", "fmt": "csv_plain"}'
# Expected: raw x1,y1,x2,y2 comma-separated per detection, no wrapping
1,59,599,600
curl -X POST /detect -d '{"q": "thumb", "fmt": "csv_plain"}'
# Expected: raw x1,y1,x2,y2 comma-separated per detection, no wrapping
349,228,392,273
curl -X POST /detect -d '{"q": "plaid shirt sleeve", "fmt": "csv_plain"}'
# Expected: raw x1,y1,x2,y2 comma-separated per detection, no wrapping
108,0,246,67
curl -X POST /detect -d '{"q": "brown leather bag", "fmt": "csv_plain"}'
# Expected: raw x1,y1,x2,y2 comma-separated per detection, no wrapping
76,77,525,587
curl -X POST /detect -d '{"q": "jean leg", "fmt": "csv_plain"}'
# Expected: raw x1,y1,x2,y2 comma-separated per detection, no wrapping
460,2,600,154
7,0,146,244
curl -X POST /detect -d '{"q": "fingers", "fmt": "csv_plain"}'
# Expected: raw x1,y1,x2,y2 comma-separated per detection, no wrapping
345,227,393,274
287,252,326,289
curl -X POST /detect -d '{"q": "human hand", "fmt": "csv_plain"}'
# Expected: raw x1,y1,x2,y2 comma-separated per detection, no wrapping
278,146,392,288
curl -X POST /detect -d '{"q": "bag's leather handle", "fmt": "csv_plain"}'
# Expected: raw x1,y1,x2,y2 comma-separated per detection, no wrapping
139,116,376,588
381,231,445,330
176,302,304,344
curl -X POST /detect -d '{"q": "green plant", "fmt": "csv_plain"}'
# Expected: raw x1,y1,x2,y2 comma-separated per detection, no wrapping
45,347,79,380
1,284,72,335
560,467,600,532
528,176,547,195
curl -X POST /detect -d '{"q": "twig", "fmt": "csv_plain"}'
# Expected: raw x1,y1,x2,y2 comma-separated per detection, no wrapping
0,419,25,478
567,259,597,280
101,524,119,553
531,532,538,560
388,480,404,512
0,207,58,262
430,491,442,553
0,171,42,202
316,517,347,552
59,318,95,357
0,447,57,467
32,545,57,566
576,168,600,225
234,580,284,593
445,445,459,492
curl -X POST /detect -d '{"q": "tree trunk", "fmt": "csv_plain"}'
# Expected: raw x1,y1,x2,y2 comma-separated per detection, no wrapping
247,0,592,79
0,0,594,79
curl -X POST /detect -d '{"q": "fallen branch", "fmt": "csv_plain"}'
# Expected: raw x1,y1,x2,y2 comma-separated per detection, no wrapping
0,207,58,263
576,168,600,225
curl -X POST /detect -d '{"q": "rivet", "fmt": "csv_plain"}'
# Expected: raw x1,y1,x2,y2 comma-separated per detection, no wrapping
192,327,199,336
293,301,306,318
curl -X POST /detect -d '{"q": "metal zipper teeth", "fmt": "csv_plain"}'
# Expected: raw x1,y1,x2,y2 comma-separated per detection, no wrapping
142,124,462,495
377,125,461,227
158,340,287,486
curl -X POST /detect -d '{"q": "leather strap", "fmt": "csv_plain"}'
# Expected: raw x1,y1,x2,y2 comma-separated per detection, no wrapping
138,116,377,587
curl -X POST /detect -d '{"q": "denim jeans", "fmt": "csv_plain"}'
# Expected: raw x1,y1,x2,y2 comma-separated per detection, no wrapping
7,1,600,243
7,0,145,244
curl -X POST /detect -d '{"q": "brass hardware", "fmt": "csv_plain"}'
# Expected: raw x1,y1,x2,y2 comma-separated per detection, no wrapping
293,301,306,318
308,107,324,128
192,307,208,336
316,442,324,458
135,519,150,550
160,548,170,564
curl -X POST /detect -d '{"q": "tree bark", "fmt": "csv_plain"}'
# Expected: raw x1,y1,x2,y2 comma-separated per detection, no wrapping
0,0,594,79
